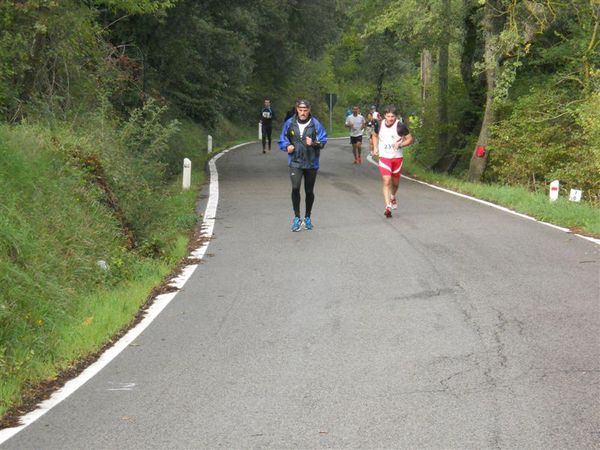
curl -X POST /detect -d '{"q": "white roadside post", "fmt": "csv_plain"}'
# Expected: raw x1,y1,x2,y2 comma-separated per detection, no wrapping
549,180,560,202
182,158,191,190
569,188,582,202
207,135,213,154
258,122,262,140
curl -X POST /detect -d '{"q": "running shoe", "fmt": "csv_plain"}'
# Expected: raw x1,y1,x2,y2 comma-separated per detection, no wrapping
303,216,313,230
291,216,302,232
391,196,398,209
384,206,392,218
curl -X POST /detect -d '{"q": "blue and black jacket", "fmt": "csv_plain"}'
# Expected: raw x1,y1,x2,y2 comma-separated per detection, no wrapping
278,115,327,169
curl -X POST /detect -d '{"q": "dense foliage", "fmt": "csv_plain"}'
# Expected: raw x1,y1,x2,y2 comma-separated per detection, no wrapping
0,0,343,124
324,0,599,201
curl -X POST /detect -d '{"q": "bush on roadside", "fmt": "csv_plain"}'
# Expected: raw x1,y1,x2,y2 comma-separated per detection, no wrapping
487,84,600,203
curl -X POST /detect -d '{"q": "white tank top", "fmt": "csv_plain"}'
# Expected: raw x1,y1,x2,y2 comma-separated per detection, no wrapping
378,119,404,158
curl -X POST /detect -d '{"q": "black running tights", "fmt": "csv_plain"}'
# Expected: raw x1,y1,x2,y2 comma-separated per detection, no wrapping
262,124,272,148
290,167,318,218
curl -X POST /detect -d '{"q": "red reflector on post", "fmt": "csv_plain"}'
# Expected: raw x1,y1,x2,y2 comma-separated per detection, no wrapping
476,145,486,157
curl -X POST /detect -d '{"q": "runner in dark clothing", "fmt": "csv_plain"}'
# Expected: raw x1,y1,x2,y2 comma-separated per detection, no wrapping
283,106,296,122
279,99,328,232
260,98,275,153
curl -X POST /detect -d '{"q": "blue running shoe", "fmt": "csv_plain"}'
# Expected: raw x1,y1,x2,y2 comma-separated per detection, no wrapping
291,216,302,232
303,216,313,230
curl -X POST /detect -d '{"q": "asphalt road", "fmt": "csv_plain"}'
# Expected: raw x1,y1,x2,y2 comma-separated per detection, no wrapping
2,138,599,449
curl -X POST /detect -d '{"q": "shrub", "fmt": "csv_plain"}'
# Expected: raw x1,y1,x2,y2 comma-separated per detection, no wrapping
487,84,599,203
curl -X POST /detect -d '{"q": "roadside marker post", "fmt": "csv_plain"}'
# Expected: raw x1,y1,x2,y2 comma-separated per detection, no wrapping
324,93,337,134
208,135,213,154
569,189,582,202
258,122,262,141
182,158,191,190
549,180,559,202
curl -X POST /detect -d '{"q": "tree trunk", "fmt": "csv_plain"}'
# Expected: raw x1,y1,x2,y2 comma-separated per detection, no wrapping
374,69,384,109
21,32,47,106
460,0,475,93
583,4,600,93
467,0,504,182
467,88,493,181
437,0,485,173
420,49,432,104
432,0,450,172
460,0,485,106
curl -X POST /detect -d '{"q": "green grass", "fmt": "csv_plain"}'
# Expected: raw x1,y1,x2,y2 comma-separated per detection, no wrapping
0,112,257,418
403,159,600,237
55,242,187,366
0,124,125,408
0,256,181,417
0,117,212,418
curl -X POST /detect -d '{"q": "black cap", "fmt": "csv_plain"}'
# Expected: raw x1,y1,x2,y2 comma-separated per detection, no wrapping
296,99,311,108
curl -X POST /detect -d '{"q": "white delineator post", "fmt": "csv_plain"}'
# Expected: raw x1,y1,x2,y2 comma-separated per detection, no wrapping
207,135,213,153
549,180,559,202
569,189,582,202
182,158,191,190
258,122,262,140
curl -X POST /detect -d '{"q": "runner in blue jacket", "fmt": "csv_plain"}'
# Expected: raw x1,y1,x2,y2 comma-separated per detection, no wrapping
279,99,327,232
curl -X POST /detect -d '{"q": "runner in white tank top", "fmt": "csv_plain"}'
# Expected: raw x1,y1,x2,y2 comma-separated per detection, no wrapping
377,118,405,159
371,105,414,218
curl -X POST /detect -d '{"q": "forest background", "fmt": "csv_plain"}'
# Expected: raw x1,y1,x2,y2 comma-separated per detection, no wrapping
0,0,598,421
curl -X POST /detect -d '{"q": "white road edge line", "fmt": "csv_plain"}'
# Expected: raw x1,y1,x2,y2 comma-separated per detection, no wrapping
365,154,600,246
0,143,247,444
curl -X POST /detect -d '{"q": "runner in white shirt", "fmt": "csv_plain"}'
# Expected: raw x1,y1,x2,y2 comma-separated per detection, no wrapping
344,105,366,164
370,105,381,121
371,105,414,218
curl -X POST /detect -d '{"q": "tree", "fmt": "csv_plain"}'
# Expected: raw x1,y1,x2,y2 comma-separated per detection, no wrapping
93,0,178,14
363,0,465,167
436,0,451,167
362,30,407,108
467,0,504,181
467,0,589,181
0,0,178,121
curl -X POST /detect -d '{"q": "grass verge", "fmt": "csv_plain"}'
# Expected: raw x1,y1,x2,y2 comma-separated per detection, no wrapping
403,159,600,238
0,115,253,421
0,180,200,422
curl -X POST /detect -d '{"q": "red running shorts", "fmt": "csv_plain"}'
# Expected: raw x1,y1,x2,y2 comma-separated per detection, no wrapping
378,157,404,178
